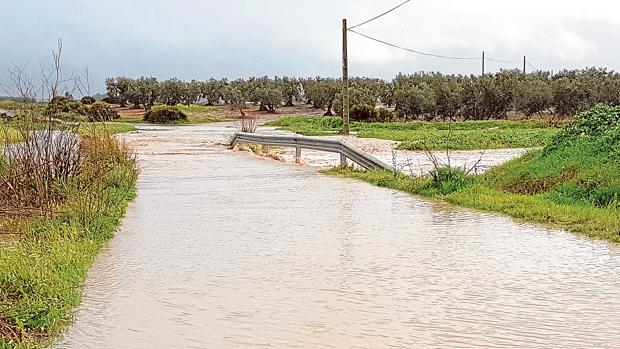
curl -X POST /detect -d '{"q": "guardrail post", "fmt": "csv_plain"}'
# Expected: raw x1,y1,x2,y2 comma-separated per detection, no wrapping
340,153,347,167
295,147,301,164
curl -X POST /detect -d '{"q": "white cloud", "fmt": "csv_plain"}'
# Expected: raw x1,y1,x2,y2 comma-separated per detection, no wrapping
1,0,620,90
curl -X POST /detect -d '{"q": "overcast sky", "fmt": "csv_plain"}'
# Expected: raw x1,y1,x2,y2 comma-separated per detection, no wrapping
1,0,619,93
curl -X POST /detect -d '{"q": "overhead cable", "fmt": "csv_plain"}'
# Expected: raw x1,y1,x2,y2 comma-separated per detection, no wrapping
348,29,481,60
348,0,412,30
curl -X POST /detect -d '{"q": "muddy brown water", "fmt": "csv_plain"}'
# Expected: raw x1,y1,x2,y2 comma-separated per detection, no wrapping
58,124,620,348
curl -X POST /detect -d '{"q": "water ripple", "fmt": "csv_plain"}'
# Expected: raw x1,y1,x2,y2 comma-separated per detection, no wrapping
57,124,620,348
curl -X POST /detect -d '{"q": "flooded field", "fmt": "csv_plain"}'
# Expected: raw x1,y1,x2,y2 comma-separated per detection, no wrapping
58,124,620,348
256,127,528,174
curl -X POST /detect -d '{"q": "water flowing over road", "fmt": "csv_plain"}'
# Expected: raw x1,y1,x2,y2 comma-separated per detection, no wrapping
58,124,620,348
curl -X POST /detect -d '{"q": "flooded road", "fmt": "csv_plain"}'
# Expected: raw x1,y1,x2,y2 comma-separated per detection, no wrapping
59,124,620,348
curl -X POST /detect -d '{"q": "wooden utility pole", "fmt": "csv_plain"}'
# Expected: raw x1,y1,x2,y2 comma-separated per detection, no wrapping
523,55,526,74
342,18,350,135
481,51,485,76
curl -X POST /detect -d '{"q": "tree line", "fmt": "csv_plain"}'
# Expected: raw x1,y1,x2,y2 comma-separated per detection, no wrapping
105,67,620,120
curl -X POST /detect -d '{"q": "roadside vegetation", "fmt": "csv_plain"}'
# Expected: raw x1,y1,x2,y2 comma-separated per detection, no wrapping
327,104,620,242
0,115,138,347
267,116,562,150
0,40,141,348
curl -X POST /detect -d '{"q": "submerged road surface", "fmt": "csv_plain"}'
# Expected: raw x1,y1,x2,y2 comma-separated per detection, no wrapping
58,124,620,348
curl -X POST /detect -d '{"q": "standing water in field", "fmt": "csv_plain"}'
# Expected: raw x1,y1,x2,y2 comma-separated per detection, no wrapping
58,124,620,348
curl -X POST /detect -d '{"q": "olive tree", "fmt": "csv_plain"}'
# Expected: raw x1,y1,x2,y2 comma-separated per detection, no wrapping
303,77,340,115
514,77,552,117
105,76,134,106
159,78,188,106
394,82,436,120
133,77,160,111
201,78,227,105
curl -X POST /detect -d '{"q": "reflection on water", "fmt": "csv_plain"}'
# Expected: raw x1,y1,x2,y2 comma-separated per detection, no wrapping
58,124,620,348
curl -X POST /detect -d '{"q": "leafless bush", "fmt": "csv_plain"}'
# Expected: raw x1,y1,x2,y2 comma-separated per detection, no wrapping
0,116,81,214
390,149,419,177
234,115,259,133
0,116,137,232
420,122,490,175
2,63,37,101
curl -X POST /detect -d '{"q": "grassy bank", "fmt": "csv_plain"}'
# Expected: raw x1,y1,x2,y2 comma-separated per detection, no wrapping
0,126,138,347
325,105,620,243
267,116,563,150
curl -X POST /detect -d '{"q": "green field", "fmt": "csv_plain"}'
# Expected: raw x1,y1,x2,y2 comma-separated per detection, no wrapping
326,105,620,243
267,116,563,150
175,104,221,123
78,122,136,135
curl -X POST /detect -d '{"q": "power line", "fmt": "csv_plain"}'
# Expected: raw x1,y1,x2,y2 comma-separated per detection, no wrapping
350,28,533,69
348,28,480,60
348,0,412,30
485,56,519,64
526,60,538,71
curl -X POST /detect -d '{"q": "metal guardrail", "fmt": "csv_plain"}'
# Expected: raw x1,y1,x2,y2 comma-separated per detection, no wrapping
229,132,394,171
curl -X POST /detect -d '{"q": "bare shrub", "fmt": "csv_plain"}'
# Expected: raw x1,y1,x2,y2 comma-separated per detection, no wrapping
234,115,258,133
0,116,81,215
0,115,138,232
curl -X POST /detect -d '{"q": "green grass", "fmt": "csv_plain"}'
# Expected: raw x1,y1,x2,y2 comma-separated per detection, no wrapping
0,127,22,146
77,122,136,135
324,105,620,243
0,132,138,347
0,122,134,149
0,102,47,115
176,104,220,124
267,116,563,150
0,186,136,348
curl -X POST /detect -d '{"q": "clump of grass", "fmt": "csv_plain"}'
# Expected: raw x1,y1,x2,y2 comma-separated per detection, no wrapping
267,115,562,150
0,117,138,347
429,166,471,195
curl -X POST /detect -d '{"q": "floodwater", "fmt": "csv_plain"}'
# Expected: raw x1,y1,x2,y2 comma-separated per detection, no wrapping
256,126,528,174
58,124,620,348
